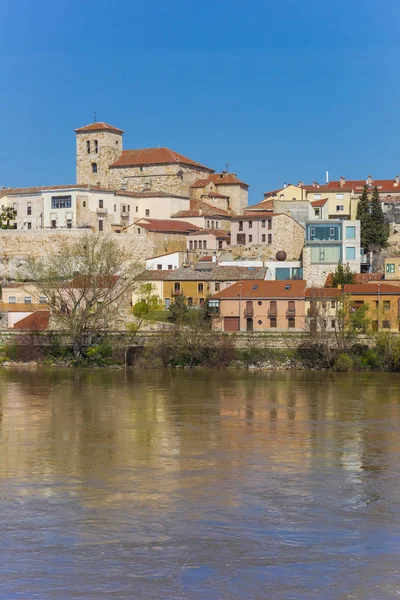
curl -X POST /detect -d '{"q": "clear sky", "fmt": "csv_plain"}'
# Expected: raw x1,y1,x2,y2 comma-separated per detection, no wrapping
1,0,400,204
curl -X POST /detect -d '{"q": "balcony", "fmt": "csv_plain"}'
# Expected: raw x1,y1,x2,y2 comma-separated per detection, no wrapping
96,207,108,215
268,309,277,317
121,211,130,218
244,308,254,318
286,309,296,317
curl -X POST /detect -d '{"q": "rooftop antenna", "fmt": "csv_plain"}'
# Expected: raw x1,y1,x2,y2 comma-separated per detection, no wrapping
325,170,329,184
225,163,230,172
94,111,97,123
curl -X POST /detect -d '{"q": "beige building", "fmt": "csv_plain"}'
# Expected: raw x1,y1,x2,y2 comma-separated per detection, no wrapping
384,256,400,281
187,229,230,256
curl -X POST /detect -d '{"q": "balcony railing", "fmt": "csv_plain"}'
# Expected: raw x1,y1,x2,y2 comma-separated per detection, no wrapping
121,211,130,218
244,308,254,318
286,309,296,317
96,207,108,215
268,309,277,317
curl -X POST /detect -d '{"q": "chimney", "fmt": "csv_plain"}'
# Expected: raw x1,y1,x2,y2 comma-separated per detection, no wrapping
395,175,399,186
298,180,304,187
367,174,373,186
340,176,345,187
212,252,217,263
199,209,203,216
283,182,287,188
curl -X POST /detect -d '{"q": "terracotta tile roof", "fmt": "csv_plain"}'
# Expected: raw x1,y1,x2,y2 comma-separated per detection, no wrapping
305,287,343,298
191,173,249,189
324,272,384,287
136,219,200,233
199,256,213,262
171,199,231,218
344,283,400,294
263,188,284,198
74,122,124,134
188,228,230,239
69,275,119,289
135,270,172,281
13,310,50,331
311,198,328,207
0,184,112,198
245,199,274,212
115,190,189,199
231,212,281,220
302,179,400,194
110,147,213,170
212,279,306,299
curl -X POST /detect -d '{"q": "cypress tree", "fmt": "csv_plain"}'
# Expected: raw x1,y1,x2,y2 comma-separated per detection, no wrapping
356,184,372,252
332,261,355,287
369,186,389,249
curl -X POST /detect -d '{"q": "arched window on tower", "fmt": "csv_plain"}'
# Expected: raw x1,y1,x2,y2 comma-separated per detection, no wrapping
94,140,98,154
92,163,98,174
87,140,91,154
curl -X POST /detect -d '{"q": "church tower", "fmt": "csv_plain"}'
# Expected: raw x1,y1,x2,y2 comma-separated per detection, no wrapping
75,122,124,187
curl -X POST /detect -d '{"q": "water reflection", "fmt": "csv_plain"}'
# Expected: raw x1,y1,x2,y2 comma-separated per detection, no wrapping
0,369,400,598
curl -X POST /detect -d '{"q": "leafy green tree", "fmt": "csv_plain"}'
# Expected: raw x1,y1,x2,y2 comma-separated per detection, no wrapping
369,186,389,250
356,185,372,252
0,206,17,229
128,283,162,332
332,261,355,287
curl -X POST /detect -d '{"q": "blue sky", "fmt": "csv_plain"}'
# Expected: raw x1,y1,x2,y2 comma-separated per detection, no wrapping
1,0,399,204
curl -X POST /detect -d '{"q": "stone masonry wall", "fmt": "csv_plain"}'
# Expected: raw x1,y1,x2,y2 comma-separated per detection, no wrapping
0,230,153,280
76,130,123,187
302,247,332,287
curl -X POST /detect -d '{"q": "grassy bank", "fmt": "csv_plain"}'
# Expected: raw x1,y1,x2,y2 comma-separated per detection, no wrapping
2,330,400,372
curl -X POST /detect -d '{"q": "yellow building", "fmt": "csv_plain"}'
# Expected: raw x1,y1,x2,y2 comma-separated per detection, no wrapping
384,256,400,281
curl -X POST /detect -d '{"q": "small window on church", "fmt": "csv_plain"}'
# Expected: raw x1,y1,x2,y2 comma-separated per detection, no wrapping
92,163,98,174
140,166,143,172
99,199,103,209
94,140,98,154
87,141,90,154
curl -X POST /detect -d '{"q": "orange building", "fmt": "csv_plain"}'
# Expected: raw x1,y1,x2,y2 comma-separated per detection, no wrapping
343,283,400,332
210,280,307,332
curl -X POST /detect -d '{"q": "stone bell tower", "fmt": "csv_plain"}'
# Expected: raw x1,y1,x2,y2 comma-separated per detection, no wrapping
75,121,124,187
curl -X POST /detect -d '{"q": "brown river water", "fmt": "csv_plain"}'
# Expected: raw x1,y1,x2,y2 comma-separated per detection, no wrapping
0,368,400,599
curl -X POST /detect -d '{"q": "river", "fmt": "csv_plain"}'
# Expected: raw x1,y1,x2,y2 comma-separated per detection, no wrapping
0,368,400,599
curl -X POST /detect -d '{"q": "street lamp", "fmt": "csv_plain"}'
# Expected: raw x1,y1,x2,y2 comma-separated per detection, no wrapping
378,283,381,331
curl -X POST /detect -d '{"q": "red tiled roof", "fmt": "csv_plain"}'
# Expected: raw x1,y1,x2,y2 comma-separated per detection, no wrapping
212,280,306,299
199,256,213,262
311,198,328,207
188,228,230,239
324,272,384,287
75,122,124,134
191,173,248,188
136,219,200,233
110,148,213,170
245,199,274,212
13,310,50,331
69,275,119,289
302,179,400,194
263,188,285,198
305,287,343,298
344,283,400,294
231,212,281,220
171,199,231,218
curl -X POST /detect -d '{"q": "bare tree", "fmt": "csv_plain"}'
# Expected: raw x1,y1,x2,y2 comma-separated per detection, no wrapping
25,233,141,358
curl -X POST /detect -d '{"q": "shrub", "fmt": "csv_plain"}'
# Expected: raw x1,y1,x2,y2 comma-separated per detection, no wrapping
296,342,335,369
334,353,354,371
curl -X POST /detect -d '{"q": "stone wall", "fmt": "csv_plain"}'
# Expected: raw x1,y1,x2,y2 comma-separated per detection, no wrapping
302,247,332,287
0,230,153,280
76,130,123,187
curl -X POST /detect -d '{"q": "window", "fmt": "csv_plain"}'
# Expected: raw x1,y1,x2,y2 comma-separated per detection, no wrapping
189,240,193,250
215,222,219,229
383,300,390,311
268,234,272,244
39,296,47,304
198,283,204,293
94,140,98,154
288,317,295,328
386,263,395,274
383,320,390,329
331,319,336,328
346,226,356,239
24,296,32,304
194,241,198,249
99,199,104,208
336,205,344,211
87,140,90,154
204,240,207,249
211,221,214,229
174,282,180,292
92,163,98,174
268,219,272,230
269,300,277,315
237,234,246,245
27,222,32,230
127,205,130,212
51,220,56,228
27,202,32,215
218,240,223,249
114,204,116,212
136,206,138,213
8,296,16,304
215,282,220,292
98,220,104,231
331,300,336,308
67,219,72,228
137,228,141,234
145,209,150,217
310,245,341,263
249,220,252,229
51,195,72,209
83,200,86,208
270,317,277,328
207,220,210,228
346,247,356,260
165,298,170,308
168,265,173,270
262,234,266,242
157,264,162,270
249,235,252,243
238,221,243,231
139,166,144,172
199,298,205,307
187,297,193,306
262,220,266,228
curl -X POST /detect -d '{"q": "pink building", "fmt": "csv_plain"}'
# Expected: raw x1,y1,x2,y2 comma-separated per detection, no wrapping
187,229,230,257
